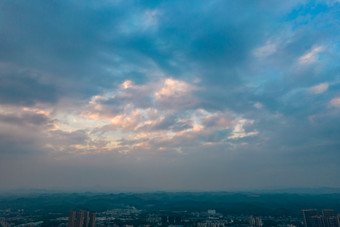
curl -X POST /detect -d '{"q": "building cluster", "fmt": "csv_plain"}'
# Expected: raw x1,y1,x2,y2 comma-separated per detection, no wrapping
196,222,225,227
4,207,337,226
68,210,96,227
302,209,340,227
92,208,300,227
249,216,263,227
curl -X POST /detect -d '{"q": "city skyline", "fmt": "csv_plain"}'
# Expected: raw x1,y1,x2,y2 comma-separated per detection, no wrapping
0,0,340,191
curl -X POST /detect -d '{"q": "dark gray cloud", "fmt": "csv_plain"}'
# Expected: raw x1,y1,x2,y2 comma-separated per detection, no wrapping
0,112,53,128
0,64,57,105
0,107,57,154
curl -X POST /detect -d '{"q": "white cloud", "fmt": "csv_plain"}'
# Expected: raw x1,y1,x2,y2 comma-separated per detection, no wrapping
253,42,277,58
228,119,259,139
154,78,198,110
254,102,263,109
298,46,323,64
330,97,340,108
120,80,134,89
118,9,161,34
142,10,160,30
155,78,193,99
308,82,329,94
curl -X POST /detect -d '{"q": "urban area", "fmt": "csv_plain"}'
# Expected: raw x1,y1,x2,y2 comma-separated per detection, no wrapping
1,207,340,227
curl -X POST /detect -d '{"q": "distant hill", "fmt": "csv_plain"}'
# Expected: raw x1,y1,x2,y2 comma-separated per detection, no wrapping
0,192,340,217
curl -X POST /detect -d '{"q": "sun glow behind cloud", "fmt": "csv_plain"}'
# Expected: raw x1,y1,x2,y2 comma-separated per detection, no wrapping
0,77,259,158
41,78,258,156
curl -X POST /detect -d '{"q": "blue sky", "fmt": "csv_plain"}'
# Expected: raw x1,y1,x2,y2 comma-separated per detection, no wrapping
0,0,339,191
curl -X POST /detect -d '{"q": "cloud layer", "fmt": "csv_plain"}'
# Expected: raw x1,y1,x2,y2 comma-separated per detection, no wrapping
0,0,339,191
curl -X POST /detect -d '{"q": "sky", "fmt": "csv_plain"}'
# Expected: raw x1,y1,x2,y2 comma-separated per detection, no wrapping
0,0,340,192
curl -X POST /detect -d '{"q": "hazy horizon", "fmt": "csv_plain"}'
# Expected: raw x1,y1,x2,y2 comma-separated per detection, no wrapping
0,0,340,192
2,186,340,195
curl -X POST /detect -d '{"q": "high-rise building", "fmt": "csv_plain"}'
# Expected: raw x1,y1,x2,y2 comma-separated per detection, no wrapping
89,212,96,227
321,210,337,227
325,216,338,227
68,210,94,227
255,217,263,227
249,216,256,226
68,210,76,227
303,209,319,227
323,210,336,218
75,210,84,227
310,215,325,227
83,210,89,227
302,209,340,227
249,216,263,227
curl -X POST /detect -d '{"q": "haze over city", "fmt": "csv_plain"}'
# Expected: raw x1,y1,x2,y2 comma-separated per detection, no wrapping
0,0,339,192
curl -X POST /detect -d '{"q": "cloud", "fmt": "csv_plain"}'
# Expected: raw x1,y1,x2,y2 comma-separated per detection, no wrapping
155,78,192,99
308,82,329,94
330,97,340,107
155,78,198,109
142,10,161,30
228,119,259,139
0,105,55,155
298,46,323,64
0,63,58,106
0,0,340,191
254,102,263,109
254,42,277,58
